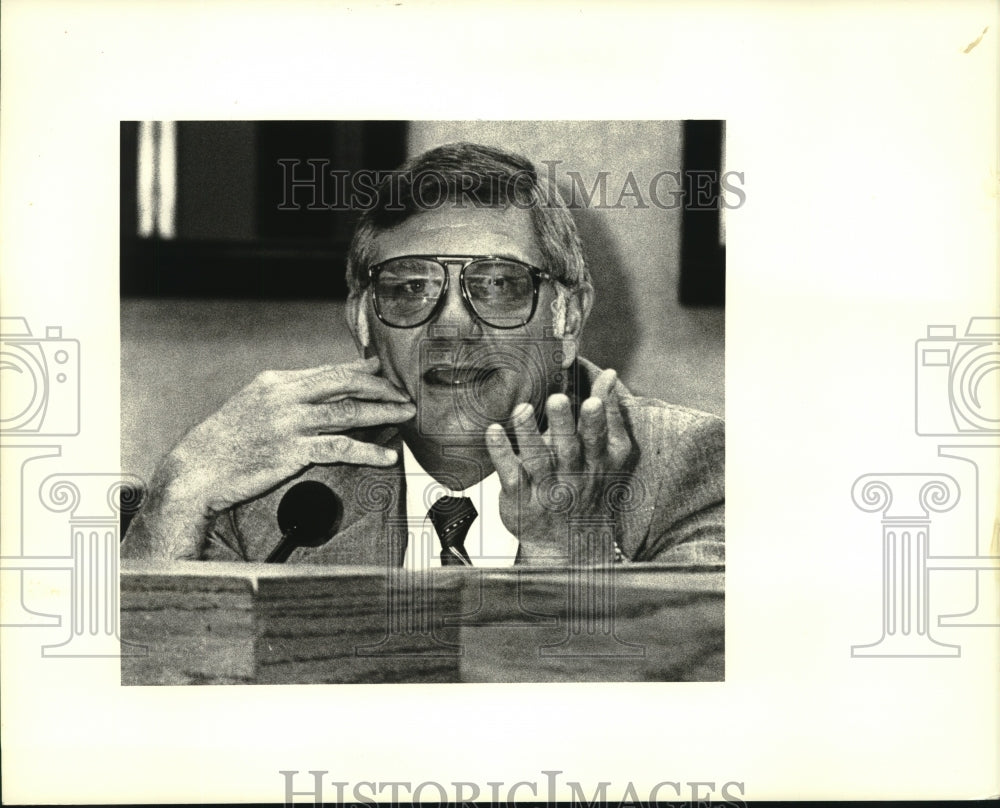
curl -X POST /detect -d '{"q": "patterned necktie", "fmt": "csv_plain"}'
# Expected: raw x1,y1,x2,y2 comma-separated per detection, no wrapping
427,495,477,566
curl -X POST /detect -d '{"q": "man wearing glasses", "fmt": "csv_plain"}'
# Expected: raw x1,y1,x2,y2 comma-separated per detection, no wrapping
122,143,724,568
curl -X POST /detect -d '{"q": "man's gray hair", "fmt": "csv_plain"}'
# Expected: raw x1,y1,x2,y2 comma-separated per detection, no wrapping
345,142,590,295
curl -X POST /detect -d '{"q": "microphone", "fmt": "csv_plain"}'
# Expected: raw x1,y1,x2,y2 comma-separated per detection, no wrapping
265,480,343,563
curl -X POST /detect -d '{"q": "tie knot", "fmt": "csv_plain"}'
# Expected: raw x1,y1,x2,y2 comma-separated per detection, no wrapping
428,495,477,536
427,495,477,566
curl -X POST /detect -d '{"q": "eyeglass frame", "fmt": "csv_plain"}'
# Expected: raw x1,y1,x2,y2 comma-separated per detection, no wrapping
365,254,556,329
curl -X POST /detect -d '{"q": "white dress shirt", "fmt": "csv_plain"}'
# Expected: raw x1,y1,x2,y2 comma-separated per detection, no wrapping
401,442,519,570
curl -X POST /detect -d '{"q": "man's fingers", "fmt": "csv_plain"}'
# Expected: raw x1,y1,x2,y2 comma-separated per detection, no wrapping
511,402,553,476
303,400,416,432
545,394,581,470
600,386,631,467
302,434,400,467
589,368,630,467
486,423,521,493
589,367,619,401
256,356,378,384
579,396,608,467
291,363,412,404
604,401,630,467
304,356,379,375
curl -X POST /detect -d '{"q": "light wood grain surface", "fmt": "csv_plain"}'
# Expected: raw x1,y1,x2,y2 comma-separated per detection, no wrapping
121,561,723,684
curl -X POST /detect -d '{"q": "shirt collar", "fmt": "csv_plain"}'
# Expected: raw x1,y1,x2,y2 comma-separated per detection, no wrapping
400,440,514,567
401,440,496,497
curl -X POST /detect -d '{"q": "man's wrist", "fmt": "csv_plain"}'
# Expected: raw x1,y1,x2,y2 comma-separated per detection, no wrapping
121,468,216,561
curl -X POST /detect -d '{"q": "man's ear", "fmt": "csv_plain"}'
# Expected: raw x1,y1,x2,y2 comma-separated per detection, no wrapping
345,293,374,357
559,281,593,368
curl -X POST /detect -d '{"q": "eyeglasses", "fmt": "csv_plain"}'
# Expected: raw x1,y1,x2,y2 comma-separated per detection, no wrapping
366,255,554,329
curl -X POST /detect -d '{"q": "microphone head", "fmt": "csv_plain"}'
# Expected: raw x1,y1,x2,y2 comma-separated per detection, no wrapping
276,480,342,548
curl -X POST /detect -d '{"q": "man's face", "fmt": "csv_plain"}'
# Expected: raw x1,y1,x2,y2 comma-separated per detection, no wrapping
359,204,570,445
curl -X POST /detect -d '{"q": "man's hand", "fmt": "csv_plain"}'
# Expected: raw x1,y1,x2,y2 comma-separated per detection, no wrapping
122,356,414,560
485,369,635,565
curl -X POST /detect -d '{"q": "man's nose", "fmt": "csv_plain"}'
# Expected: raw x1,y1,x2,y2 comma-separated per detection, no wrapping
431,268,478,333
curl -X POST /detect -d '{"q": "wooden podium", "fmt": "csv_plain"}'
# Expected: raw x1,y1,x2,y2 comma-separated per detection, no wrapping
121,561,723,684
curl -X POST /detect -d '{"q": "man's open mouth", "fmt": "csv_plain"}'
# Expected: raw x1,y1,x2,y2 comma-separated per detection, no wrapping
422,365,498,387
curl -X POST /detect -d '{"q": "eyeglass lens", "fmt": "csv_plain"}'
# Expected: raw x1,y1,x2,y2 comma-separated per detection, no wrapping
374,258,535,327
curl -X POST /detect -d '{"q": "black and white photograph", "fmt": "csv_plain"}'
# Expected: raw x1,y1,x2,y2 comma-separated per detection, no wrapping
1,1,997,804
118,121,727,685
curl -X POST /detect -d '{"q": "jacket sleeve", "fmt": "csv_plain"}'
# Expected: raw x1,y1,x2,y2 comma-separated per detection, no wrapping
637,411,725,563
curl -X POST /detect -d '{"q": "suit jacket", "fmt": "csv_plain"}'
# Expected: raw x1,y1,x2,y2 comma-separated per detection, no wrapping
202,359,725,565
